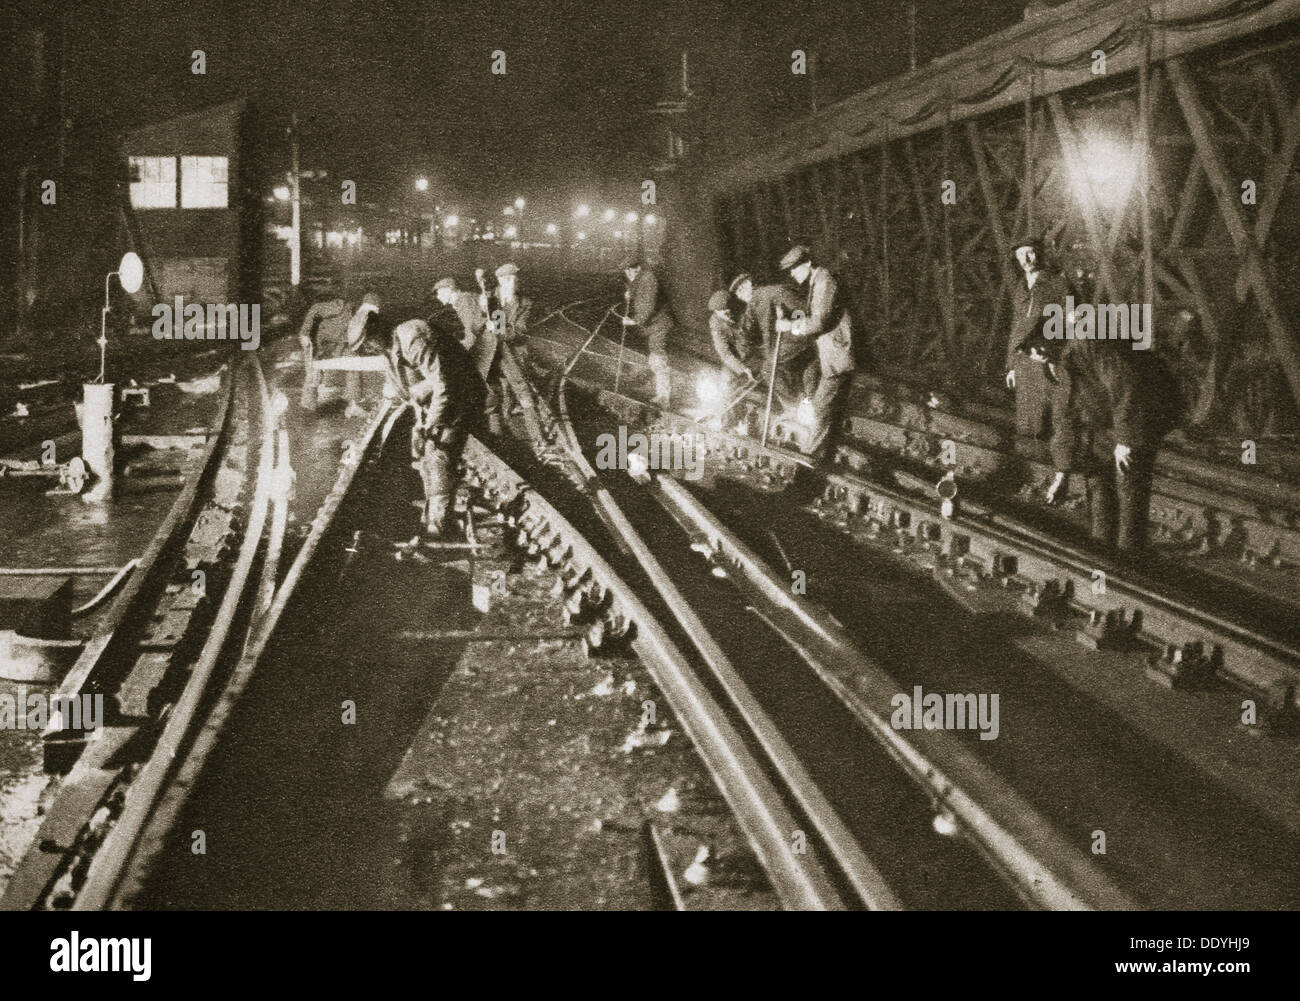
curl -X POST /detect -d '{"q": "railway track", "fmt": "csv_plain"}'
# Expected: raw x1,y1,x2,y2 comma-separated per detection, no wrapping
1,354,282,910
0,344,879,909
9,291,1293,910
527,312,1300,575
512,312,1141,909
531,305,1300,708
518,298,1300,908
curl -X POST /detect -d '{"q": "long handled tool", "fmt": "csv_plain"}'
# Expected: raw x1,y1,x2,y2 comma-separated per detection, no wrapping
614,288,631,396
761,329,783,448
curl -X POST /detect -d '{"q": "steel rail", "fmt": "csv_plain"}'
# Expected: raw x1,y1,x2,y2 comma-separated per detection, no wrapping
552,385,899,909
509,320,901,909
71,356,276,910
533,307,1137,909
650,471,1136,910
526,320,1300,564
459,435,856,911
97,403,399,908
565,368,1300,700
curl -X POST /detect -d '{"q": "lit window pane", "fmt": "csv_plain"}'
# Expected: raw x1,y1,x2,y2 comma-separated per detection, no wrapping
129,156,176,208
181,155,228,208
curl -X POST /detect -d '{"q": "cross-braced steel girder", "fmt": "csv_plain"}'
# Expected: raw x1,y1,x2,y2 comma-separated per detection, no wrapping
710,7,1300,434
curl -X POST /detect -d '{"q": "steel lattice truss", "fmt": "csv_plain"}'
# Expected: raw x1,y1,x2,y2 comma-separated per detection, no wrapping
711,27,1300,434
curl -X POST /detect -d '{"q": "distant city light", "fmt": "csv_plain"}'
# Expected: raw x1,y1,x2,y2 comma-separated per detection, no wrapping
614,230,622,238
545,222,557,235
273,185,290,201
602,208,615,222
626,211,638,223
504,225,517,239
503,205,515,216
575,204,590,217
644,214,657,226
514,197,525,210
576,231,587,241
415,177,429,192
444,215,459,228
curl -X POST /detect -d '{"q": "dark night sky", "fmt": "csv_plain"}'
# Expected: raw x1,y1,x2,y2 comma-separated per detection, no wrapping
8,0,1037,211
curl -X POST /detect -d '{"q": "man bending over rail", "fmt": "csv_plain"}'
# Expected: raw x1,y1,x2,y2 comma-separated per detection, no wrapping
380,318,487,543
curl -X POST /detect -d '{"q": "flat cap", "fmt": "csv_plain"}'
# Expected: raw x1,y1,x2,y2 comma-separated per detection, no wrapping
494,262,519,279
708,290,731,313
778,245,811,271
432,277,457,292
728,272,752,295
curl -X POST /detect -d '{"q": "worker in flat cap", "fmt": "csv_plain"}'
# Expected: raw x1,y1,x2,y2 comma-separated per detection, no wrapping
775,244,855,462
708,288,758,419
733,272,811,413
383,317,487,544
621,254,675,408
1003,236,1080,508
489,263,532,345
484,261,533,419
434,275,502,435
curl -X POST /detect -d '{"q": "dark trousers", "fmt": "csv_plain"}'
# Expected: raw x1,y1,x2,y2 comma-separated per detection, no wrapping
476,344,504,430
1078,426,1156,554
806,371,852,463
772,353,819,410
415,425,469,534
1013,357,1055,438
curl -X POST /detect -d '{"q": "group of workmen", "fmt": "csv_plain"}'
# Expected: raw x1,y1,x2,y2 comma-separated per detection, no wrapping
614,244,856,464
703,243,856,465
701,235,1178,556
296,262,531,540
298,234,1176,556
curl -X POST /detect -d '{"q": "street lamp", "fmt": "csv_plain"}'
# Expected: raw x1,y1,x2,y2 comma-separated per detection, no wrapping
273,185,290,201
575,203,590,218
514,197,525,210
626,211,638,224
644,214,657,226
444,214,459,228
602,208,615,222
415,176,429,192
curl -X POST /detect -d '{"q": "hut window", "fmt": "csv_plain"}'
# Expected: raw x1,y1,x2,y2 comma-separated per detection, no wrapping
129,156,177,208
181,155,228,208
